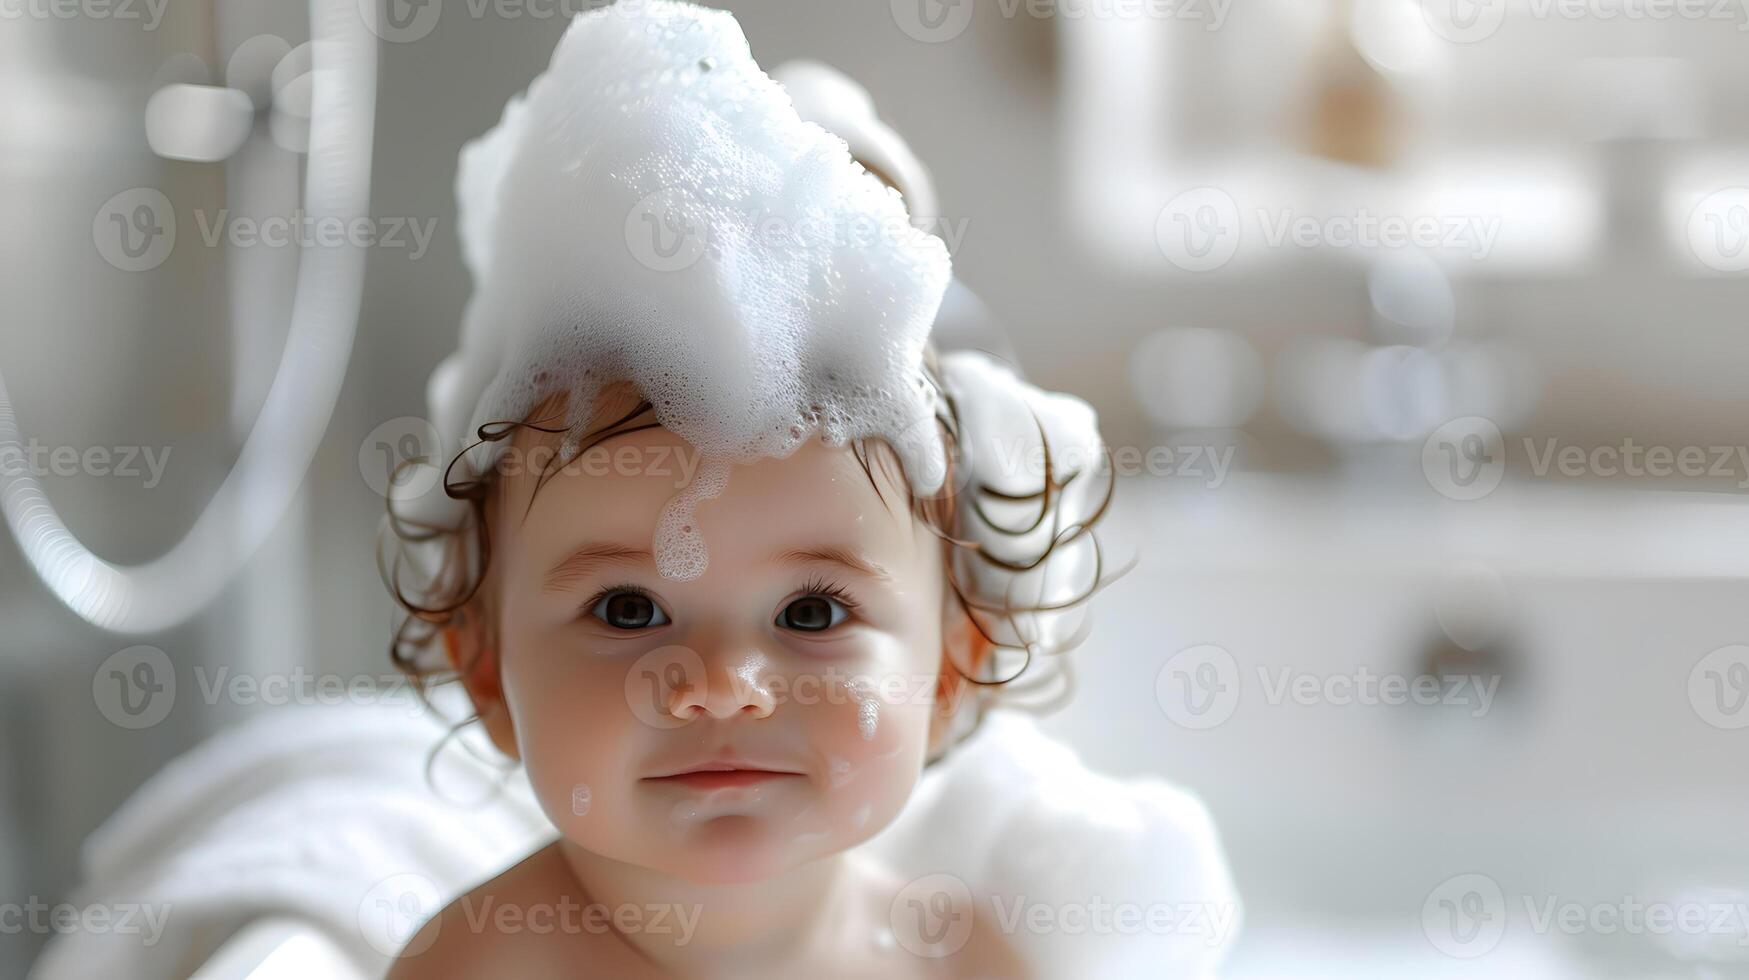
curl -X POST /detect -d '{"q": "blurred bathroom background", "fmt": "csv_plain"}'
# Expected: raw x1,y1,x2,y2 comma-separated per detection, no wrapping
4,0,1748,975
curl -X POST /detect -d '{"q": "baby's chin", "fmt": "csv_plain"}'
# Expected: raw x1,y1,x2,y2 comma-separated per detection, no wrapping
618,814,846,885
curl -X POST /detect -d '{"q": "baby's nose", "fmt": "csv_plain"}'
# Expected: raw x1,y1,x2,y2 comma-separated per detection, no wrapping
669,647,777,721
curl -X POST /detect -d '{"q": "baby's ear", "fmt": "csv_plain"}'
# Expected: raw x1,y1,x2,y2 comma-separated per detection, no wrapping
440,609,520,760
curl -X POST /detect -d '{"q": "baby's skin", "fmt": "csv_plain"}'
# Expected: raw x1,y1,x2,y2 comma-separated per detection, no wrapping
387,386,1029,979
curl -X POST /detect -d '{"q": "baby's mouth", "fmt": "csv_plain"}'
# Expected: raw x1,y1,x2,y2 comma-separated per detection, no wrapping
643,760,808,792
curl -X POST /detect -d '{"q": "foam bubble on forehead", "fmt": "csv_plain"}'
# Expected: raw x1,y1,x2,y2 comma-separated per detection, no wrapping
453,0,952,581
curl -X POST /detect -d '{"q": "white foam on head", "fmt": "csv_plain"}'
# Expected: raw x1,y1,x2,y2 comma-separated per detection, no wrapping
444,0,952,579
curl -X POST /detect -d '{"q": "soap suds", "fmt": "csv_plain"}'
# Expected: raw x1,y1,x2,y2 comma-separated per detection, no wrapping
442,0,952,578
652,457,731,580
848,676,880,741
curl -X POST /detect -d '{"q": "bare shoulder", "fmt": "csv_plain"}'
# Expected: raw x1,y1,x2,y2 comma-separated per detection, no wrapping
385,842,635,980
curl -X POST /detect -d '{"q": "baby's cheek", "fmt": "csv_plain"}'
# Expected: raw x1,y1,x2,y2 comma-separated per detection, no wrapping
799,664,937,840
503,653,640,849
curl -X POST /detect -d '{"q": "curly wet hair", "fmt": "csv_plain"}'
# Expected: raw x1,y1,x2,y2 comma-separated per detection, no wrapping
377,347,1121,764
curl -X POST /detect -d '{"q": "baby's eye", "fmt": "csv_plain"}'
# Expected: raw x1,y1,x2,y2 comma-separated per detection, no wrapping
589,590,670,630
776,595,850,632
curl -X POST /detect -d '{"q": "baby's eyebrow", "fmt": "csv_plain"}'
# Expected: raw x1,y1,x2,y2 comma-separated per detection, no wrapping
770,546,893,583
543,542,653,592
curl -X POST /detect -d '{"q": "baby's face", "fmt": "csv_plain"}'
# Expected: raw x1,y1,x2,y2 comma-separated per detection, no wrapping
483,415,953,884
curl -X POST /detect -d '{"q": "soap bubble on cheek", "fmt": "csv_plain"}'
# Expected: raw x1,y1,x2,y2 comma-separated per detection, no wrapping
849,675,881,741
811,718,912,839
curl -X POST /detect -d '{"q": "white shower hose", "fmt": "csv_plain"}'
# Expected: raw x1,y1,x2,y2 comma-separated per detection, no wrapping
0,0,376,634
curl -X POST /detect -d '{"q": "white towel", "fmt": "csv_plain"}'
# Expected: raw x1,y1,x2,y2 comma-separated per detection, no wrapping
32,702,1238,979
